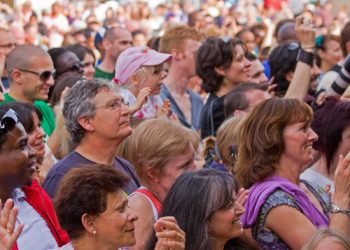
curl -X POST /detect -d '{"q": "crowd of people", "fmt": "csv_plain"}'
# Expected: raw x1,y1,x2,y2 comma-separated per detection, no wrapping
1,0,350,249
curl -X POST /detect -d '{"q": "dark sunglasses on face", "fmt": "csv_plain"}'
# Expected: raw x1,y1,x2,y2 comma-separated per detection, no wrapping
59,62,84,76
17,68,56,81
0,109,19,135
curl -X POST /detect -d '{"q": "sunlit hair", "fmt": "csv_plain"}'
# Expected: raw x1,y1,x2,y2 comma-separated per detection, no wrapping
146,169,238,250
301,228,350,250
124,117,193,184
217,116,244,172
159,25,203,53
235,98,313,188
126,63,164,86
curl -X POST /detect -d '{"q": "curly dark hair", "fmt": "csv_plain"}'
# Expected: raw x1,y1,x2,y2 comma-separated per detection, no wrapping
268,42,299,96
54,164,129,240
196,37,246,93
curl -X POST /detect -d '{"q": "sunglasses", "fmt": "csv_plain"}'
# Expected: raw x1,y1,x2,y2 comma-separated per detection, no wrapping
0,109,19,135
58,62,84,76
17,68,56,81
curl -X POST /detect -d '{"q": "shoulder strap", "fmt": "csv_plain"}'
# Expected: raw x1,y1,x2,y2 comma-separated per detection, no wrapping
134,188,162,215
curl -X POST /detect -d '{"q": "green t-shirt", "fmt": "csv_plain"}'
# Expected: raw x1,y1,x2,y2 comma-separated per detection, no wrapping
94,67,114,81
1,93,56,136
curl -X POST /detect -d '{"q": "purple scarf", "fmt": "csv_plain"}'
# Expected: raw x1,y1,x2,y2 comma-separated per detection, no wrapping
241,175,329,228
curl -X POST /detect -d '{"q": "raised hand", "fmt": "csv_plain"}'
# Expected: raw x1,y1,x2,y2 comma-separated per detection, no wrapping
0,199,23,250
295,16,316,50
154,216,186,250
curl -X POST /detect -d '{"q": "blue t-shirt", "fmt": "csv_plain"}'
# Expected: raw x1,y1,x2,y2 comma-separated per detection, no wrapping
43,151,140,198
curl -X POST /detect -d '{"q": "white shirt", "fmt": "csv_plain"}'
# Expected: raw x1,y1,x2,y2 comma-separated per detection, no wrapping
12,188,58,250
120,88,163,119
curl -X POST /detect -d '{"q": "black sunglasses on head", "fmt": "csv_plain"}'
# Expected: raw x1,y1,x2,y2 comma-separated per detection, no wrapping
17,68,56,81
0,109,19,135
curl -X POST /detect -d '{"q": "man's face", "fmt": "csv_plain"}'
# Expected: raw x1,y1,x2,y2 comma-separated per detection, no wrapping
55,51,84,78
0,31,16,57
249,59,268,84
179,39,202,77
88,89,132,141
20,54,55,101
109,29,132,62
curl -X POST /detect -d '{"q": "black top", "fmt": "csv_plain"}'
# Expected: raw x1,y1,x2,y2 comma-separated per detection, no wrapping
200,93,226,139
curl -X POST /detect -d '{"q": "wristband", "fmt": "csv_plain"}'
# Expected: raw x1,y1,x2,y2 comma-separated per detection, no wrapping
297,48,314,67
330,203,350,216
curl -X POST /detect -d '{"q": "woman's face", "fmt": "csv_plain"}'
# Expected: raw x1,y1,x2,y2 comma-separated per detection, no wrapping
83,53,95,80
224,45,252,85
157,143,196,197
93,190,138,248
282,121,318,168
0,123,36,186
322,39,343,67
207,193,245,243
28,112,45,158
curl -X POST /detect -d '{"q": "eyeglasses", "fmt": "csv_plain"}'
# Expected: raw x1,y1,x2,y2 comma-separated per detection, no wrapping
95,98,129,111
0,109,19,135
17,68,56,81
58,62,84,76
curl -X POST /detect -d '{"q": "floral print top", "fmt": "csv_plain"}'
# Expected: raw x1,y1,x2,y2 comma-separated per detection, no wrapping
252,180,331,249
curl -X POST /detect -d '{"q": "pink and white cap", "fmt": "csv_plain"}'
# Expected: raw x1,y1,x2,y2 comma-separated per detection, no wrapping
114,46,171,85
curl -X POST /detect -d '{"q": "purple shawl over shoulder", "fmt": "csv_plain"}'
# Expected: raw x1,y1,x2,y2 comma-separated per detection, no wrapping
241,175,329,228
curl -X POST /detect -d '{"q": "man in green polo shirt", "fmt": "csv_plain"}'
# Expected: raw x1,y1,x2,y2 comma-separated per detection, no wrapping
1,45,56,136
94,27,132,81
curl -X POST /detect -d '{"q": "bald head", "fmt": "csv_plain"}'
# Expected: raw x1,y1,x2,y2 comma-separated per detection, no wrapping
6,45,51,76
277,22,298,44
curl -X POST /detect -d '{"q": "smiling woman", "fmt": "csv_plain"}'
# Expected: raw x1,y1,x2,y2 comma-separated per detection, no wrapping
235,98,350,249
146,169,246,250
0,107,69,250
54,164,186,250
1,102,54,183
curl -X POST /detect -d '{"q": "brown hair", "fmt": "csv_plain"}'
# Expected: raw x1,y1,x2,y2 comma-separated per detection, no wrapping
54,164,129,239
340,21,350,57
235,98,313,188
159,25,203,53
125,117,193,183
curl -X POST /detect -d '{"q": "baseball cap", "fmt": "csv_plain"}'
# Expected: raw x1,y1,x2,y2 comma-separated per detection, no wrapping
114,46,171,85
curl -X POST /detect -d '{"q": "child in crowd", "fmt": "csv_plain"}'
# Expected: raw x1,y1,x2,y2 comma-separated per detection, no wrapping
114,46,171,119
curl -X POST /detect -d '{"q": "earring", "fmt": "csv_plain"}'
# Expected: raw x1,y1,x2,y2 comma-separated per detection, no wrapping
92,230,97,235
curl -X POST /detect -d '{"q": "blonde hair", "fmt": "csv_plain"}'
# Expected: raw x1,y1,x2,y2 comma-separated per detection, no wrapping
124,117,193,183
126,64,164,87
301,228,350,250
159,25,204,53
217,116,244,172
201,117,243,173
